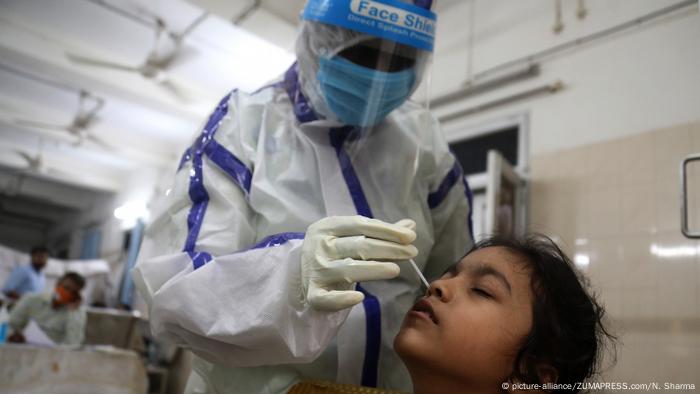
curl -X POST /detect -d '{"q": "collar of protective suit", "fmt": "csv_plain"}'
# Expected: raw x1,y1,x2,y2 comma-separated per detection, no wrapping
284,62,319,124
288,380,405,394
284,62,356,130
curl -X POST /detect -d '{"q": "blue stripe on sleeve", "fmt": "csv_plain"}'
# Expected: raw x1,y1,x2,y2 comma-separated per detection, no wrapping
250,232,305,250
192,233,305,268
429,158,475,241
427,160,462,209
203,139,253,195
187,251,212,270
184,152,209,255
177,147,192,172
183,92,232,269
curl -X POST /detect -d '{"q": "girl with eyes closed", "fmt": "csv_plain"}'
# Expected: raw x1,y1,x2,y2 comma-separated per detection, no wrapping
394,235,615,394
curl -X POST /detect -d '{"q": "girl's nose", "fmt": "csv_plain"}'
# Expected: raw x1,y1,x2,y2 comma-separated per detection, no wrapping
427,279,451,302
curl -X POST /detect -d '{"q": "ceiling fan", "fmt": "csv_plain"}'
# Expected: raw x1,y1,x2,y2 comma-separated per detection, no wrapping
12,90,113,150
7,139,73,180
65,7,208,102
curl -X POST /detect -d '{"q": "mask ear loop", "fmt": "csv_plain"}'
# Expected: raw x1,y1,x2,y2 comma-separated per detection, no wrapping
374,40,401,72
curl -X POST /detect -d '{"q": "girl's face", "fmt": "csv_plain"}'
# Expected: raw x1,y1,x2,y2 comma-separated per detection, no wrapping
395,246,535,390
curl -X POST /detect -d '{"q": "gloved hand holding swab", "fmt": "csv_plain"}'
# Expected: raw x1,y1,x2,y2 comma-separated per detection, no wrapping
301,216,418,311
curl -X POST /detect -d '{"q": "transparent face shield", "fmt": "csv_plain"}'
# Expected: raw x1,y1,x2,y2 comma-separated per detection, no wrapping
297,0,437,130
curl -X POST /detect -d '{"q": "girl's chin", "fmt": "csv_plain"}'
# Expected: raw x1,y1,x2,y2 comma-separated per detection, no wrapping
394,327,430,361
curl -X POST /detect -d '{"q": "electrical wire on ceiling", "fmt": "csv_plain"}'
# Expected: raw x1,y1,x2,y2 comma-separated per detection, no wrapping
0,62,81,95
85,0,155,28
233,0,262,25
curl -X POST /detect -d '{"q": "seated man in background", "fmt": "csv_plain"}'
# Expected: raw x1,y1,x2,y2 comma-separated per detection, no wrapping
7,272,87,346
2,246,49,302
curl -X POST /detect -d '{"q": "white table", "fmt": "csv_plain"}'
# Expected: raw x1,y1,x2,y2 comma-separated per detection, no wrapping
0,344,147,394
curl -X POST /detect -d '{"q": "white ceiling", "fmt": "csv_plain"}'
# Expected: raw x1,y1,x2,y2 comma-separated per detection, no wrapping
0,0,300,193
0,0,462,195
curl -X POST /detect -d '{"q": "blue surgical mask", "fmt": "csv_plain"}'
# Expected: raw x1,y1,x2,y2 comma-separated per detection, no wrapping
317,56,416,127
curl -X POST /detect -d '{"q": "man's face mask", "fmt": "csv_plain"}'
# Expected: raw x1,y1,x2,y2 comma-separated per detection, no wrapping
54,285,77,305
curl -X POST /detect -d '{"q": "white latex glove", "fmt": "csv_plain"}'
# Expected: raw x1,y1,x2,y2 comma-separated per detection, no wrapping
301,216,418,311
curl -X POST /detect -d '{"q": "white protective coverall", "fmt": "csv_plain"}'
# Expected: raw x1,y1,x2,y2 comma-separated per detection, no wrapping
132,1,474,393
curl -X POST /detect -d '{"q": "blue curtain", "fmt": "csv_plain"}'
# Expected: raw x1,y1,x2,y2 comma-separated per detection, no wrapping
80,227,102,259
119,219,145,308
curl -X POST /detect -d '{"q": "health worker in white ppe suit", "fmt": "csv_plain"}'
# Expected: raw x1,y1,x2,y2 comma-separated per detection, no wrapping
132,0,473,392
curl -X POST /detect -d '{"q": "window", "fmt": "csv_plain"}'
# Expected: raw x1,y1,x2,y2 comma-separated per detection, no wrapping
444,113,529,240
446,113,529,183
450,126,519,176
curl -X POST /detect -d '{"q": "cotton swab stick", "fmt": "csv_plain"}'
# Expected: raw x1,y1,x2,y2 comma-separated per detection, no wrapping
409,259,430,289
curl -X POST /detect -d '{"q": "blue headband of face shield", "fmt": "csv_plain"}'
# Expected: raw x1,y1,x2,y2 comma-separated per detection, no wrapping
302,0,437,52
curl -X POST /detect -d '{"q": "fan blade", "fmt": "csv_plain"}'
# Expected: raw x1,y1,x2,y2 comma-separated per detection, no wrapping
12,151,40,171
85,133,115,151
123,0,161,23
13,119,67,131
66,52,140,73
78,90,105,119
178,12,208,41
159,78,191,102
165,45,199,69
11,150,33,165
45,166,75,179
71,111,101,132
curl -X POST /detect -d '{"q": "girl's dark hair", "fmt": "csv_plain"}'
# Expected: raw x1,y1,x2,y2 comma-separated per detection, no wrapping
468,235,616,392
